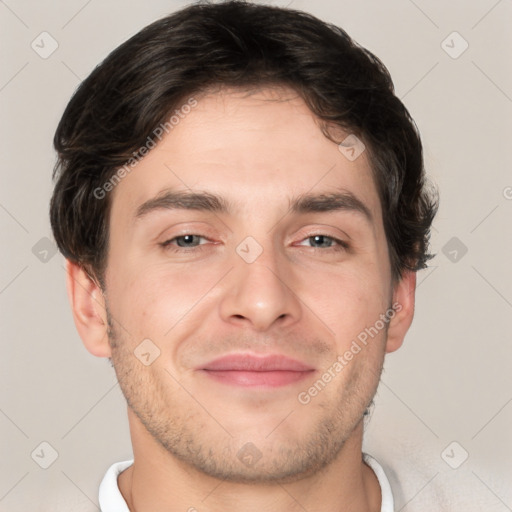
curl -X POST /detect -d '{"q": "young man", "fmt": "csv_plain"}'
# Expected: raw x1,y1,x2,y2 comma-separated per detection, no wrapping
50,1,437,510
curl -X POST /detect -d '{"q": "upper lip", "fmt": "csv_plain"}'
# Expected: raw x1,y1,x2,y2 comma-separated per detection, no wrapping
201,354,315,372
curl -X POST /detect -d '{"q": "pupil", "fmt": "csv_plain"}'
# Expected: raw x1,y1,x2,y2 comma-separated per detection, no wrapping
313,235,329,247
178,235,197,247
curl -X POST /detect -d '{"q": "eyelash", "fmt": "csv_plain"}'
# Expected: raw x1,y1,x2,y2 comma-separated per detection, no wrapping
160,234,349,253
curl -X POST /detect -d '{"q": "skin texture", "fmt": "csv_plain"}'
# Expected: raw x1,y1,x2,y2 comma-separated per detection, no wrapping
67,87,416,511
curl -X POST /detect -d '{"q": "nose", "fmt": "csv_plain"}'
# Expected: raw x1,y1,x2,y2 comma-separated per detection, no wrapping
218,242,302,332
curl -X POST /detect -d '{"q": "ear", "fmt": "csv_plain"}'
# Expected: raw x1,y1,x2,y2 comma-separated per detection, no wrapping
65,260,111,358
385,270,416,354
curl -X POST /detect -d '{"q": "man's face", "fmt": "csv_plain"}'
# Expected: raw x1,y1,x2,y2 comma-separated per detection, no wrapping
103,87,396,483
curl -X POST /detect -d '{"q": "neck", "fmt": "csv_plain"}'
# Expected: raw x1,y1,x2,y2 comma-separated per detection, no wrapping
118,409,381,512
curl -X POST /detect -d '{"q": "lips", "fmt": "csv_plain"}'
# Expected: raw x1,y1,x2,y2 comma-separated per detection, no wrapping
200,354,315,388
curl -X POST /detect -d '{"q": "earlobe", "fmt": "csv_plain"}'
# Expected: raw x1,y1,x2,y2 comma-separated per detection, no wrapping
385,271,416,353
65,260,112,358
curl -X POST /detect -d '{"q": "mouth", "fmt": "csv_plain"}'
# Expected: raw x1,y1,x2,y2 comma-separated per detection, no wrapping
199,353,316,388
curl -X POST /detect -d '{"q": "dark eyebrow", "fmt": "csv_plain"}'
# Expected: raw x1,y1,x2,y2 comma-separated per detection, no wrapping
290,192,373,223
135,189,372,223
135,190,230,219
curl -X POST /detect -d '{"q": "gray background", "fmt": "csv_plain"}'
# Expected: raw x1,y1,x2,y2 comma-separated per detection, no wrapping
1,0,511,510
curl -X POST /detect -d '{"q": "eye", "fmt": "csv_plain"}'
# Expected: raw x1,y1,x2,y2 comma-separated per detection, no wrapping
297,234,349,251
161,234,209,249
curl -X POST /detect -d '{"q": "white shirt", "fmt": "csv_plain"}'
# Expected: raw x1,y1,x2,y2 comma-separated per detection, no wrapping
98,453,394,511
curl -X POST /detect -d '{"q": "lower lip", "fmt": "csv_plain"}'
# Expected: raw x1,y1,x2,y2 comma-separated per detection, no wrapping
201,369,315,388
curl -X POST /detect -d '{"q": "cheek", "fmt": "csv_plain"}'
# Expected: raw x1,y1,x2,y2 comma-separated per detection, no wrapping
299,262,390,346
108,259,225,340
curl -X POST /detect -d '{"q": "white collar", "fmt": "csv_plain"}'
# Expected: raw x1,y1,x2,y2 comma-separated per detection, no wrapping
98,459,132,512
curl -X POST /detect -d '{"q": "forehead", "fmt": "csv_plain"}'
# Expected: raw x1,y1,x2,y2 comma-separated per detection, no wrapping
109,87,381,224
